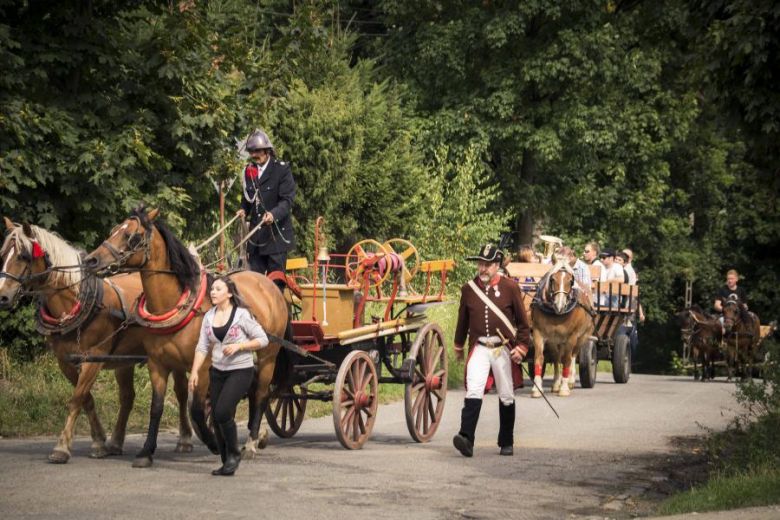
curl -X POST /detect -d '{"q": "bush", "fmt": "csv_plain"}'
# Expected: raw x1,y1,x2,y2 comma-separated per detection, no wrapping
0,301,48,362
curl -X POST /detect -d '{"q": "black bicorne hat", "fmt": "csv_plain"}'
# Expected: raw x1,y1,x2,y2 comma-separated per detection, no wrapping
467,244,505,264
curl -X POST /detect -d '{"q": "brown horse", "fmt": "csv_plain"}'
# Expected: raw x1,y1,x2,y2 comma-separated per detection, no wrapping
530,261,595,397
83,205,289,468
677,305,722,381
0,218,193,463
721,295,761,381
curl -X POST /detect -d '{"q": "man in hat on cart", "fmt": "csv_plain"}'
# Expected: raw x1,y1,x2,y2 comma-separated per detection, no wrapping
236,129,296,288
452,244,531,457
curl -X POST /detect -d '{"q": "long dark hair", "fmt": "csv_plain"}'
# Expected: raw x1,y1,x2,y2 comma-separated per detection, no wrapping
211,275,248,309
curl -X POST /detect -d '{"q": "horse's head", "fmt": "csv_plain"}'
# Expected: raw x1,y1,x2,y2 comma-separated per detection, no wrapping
0,218,59,307
84,206,159,275
676,307,694,336
721,294,743,333
547,262,574,314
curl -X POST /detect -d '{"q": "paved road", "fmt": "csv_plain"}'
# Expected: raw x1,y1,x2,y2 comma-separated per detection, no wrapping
0,374,742,519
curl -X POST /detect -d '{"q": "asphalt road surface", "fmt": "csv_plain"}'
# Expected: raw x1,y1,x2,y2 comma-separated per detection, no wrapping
0,374,742,519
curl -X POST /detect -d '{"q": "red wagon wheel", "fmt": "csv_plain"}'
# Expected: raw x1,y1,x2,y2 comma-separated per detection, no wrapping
405,323,448,442
332,350,378,450
265,381,308,438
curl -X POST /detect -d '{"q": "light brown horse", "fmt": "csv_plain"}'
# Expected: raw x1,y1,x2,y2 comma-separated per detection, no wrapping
530,261,595,397
721,295,761,381
83,205,289,468
677,305,722,381
0,218,193,463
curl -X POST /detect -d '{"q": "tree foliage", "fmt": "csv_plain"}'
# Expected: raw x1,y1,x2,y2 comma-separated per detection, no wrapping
0,0,778,371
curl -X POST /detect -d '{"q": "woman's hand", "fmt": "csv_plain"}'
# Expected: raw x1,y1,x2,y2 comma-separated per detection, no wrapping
222,343,243,356
188,372,199,393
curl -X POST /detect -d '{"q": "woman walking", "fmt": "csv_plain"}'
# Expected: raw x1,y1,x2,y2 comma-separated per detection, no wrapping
189,276,269,476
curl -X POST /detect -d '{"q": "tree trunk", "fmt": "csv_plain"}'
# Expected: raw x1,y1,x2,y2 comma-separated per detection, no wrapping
516,148,536,245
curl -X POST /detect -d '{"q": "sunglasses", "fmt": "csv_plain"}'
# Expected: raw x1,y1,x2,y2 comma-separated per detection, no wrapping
584,250,592,254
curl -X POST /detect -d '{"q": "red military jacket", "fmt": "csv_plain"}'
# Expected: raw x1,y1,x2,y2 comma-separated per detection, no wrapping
454,274,531,389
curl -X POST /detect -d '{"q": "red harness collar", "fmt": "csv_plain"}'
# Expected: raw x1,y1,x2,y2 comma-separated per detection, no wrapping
40,301,83,325
137,271,208,335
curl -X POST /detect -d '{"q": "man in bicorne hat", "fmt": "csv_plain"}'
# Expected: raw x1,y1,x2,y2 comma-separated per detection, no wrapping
453,244,531,457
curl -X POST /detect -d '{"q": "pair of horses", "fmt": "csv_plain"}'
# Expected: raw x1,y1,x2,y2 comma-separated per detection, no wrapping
679,298,760,381
1,206,289,467
528,261,595,398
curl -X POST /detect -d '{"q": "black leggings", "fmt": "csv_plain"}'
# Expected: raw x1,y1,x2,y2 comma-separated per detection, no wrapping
209,366,254,427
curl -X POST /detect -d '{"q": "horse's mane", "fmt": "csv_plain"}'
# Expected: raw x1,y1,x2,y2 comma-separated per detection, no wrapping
4,224,83,291
689,304,711,319
132,206,200,290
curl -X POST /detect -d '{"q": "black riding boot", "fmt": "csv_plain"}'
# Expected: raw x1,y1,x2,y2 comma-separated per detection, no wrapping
497,401,516,456
220,421,241,476
453,398,482,457
211,423,228,476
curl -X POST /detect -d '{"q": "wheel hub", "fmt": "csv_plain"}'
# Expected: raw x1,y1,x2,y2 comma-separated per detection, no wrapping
425,374,441,391
354,391,372,410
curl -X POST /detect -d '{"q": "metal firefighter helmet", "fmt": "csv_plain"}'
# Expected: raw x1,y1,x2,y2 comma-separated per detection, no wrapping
245,130,274,152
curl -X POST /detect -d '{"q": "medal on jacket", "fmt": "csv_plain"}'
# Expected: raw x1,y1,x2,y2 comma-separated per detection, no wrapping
494,286,500,297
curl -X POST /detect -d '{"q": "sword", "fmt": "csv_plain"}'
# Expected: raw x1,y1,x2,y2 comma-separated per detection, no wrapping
496,329,560,419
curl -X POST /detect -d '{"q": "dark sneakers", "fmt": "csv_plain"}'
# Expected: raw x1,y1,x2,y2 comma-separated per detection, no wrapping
453,434,474,457
499,445,514,456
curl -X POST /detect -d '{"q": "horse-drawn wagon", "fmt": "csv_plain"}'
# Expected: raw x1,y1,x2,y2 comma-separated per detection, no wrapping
505,261,639,390
262,218,454,449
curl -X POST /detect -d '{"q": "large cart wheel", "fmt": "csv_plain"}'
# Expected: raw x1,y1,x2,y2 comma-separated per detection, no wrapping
333,350,378,450
612,334,631,384
265,381,308,438
405,323,448,443
578,339,598,388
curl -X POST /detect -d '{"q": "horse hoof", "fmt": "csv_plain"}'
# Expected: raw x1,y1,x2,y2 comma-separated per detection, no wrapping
568,382,575,390
241,447,257,461
90,446,110,459
174,442,194,454
558,389,571,397
258,429,269,450
47,450,71,464
106,444,123,456
531,391,542,399
132,456,153,469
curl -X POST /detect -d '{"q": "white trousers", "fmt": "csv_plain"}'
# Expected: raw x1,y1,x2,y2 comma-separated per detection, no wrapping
465,345,515,405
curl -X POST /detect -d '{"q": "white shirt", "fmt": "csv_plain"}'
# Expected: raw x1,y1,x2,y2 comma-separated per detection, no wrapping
600,263,624,282
624,263,637,285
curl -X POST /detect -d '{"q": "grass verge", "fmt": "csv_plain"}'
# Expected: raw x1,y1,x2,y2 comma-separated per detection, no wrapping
654,465,780,516
653,339,780,515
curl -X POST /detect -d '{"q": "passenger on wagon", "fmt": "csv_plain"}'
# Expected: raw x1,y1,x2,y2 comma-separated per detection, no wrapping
189,276,269,477
598,249,623,307
583,242,603,278
452,245,531,458
622,249,637,285
714,269,749,334
559,246,592,303
236,129,297,290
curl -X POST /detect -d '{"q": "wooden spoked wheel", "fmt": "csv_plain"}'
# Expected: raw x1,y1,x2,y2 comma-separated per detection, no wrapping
404,323,448,443
265,381,308,438
345,239,391,289
332,350,378,450
382,238,421,283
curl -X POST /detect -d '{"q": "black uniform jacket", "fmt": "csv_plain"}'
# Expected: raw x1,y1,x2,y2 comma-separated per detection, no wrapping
240,158,297,255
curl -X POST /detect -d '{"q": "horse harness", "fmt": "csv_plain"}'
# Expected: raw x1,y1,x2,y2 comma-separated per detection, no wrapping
99,216,154,272
532,272,596,318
